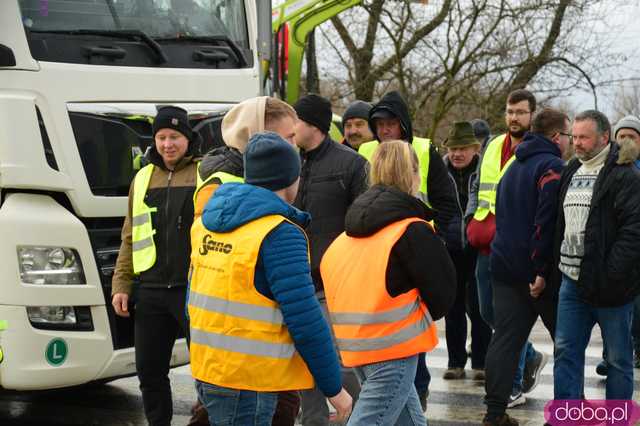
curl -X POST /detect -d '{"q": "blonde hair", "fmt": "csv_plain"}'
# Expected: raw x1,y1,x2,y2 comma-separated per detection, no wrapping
370,140,419,194
265,97,297,128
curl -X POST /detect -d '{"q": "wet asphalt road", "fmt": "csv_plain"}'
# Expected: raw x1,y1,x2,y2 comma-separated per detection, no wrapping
1,320,637,426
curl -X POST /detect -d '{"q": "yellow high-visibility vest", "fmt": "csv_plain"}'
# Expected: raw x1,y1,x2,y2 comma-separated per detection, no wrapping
473,134,514,221
131,163,202,274
358,137,431,196
188,214,315,391
193,171,244,219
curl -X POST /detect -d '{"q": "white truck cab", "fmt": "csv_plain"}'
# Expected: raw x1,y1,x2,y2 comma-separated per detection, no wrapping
0,0,266,391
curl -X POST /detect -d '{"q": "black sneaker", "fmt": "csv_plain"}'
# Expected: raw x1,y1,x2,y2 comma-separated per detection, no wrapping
522,350,547,394
596,359,608,376
507,390,526,408
482,413,519,426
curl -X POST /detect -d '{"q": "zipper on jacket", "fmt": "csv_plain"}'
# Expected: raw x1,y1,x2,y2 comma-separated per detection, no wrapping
166,170,173,288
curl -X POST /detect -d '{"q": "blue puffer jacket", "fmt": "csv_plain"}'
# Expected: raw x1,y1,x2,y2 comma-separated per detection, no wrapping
200,182,342,397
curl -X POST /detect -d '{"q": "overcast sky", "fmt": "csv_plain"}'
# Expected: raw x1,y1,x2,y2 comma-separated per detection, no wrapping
274,0,640,118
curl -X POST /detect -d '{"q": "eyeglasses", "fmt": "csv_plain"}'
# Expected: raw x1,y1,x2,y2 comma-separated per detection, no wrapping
505,109,531,117
559,132,573,142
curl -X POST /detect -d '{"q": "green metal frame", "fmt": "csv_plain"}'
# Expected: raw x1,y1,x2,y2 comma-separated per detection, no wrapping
272,0,361,104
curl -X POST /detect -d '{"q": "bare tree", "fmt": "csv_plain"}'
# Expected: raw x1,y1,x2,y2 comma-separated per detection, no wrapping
612,82,640,120
314,0,620,142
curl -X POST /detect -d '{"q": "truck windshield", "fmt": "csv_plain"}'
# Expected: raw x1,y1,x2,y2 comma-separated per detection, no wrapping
19,1,249,48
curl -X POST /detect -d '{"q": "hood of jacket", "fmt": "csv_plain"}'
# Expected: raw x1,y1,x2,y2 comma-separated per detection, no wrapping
198,145,243,180
345,184,434,237
514,132,561,162
616,136,640,165
369,91,413,142
220,96,268,153
202,182,310,233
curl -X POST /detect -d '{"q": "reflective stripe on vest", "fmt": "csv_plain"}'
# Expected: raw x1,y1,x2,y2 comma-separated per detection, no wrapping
193,171,244,219
188,214,314,391
131,162,201,274
473,134,514,221
131,165,157,274
321,217,438,367
358,138,431,200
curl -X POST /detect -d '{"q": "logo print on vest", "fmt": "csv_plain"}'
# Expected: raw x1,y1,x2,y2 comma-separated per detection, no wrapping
200,234,233,255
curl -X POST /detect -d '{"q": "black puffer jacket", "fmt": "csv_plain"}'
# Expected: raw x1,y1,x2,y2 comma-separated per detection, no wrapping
551,143,640,307
442,154,478,251
198,145,243,183
368,91,458,243
345,185,456,320
294,136,369,291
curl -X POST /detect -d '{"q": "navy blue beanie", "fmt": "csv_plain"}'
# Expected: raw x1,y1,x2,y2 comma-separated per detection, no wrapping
244,132,301,191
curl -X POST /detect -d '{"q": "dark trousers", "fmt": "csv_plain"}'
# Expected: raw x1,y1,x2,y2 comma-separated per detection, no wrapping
272,391,301,426
633,296,640,352
414,353,431,395
445,250,492,369
484,280,556,417
135,287,188,426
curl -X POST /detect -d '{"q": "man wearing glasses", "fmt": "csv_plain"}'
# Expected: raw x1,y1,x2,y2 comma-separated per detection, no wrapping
480,108,571,426
466,89,548,410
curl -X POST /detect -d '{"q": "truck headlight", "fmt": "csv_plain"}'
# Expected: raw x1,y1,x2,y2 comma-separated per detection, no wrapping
17,246,86,285
27,306,77,325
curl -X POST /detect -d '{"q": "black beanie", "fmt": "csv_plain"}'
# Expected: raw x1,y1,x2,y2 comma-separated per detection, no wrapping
293,94,332,134
153,106,193,142
244,132,301,191
342,100,372,124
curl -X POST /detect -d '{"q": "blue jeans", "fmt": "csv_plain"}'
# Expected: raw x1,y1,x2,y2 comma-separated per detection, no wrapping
554,275,634,400
476,253,533,393
195,380,278,426
349,355,427,426
476,253,494,327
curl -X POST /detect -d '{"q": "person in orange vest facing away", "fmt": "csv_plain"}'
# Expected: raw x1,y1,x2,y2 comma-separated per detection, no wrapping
189,131,352,425
321,141,456,425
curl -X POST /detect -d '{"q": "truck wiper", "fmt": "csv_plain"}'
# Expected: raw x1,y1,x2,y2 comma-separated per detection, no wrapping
155,35,247,67
29,29,168,64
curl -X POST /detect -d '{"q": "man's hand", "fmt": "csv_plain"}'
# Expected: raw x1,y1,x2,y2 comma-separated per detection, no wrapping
112,293,130,317
328,388,353,423
529,276,546,298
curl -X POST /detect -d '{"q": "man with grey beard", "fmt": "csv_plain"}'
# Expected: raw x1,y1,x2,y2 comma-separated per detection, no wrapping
552,110,640,401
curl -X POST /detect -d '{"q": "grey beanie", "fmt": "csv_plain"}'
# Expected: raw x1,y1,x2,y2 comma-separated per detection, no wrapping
244,132,301,191
470,119,491,141
342,100,372,124
613,115,640,140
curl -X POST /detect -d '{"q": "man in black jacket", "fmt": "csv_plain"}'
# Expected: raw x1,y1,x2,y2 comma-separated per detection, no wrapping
553,110,640,402
441,122,492,383
293,94,368,426
365,91,458,238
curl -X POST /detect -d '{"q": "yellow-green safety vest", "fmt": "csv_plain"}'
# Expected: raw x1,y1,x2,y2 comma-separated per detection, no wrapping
358,137,431,195
193,171,245,205
131,163,203,274
473,134,515,221
189,214,315,391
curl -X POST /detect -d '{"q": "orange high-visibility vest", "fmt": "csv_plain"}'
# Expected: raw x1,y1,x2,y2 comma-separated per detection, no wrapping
320,217,438,367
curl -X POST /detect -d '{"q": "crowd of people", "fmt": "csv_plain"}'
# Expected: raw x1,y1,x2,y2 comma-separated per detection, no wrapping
110,88,640,426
